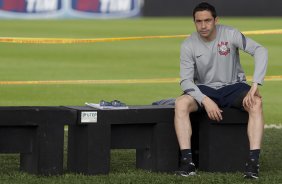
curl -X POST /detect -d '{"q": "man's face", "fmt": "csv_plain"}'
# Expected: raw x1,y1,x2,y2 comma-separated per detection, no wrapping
194,10,218,40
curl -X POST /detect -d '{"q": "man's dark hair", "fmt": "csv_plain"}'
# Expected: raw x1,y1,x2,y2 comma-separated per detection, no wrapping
193,2,217,20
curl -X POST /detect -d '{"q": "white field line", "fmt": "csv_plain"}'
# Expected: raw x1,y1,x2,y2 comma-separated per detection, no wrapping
264,124,282,129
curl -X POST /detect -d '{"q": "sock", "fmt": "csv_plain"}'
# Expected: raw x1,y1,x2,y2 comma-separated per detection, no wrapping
181,149,192,162
249,149,260,161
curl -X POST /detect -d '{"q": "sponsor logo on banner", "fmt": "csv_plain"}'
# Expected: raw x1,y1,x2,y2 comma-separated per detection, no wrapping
0,0,141,19
0,0,62,13
0,0,63,18
71,0,140,18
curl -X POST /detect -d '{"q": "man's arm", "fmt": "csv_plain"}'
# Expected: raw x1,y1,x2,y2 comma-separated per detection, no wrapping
233,30,268,85
180,40,223,121
180,41,206,105
233,29,268,108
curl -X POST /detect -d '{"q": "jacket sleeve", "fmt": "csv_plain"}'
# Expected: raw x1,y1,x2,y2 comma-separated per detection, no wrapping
232,29,268,85
180,41,206,105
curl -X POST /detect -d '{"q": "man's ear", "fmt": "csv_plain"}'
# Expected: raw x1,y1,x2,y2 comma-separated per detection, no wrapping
215,16,219,24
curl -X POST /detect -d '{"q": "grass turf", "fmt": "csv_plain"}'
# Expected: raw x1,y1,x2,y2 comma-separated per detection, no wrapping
0,128,281,184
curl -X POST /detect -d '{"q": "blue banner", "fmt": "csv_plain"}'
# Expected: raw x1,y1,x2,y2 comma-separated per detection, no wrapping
70,0,140,18
0,0,63,18
0,0,141,19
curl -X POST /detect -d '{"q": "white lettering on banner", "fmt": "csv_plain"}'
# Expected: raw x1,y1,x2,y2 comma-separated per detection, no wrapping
100,0,131,13
26,0,58,12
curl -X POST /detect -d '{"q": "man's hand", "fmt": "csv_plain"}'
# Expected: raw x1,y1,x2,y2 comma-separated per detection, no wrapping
243,83,261,109
202,96,223,122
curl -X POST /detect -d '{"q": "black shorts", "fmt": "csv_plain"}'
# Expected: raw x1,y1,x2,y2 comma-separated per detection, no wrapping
195,83,250,111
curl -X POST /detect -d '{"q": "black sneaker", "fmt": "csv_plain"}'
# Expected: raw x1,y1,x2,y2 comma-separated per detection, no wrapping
244,158,259,179
175,158,196,177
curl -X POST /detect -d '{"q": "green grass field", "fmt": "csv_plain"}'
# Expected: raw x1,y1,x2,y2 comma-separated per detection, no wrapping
0,17,282,183
0,17,282,123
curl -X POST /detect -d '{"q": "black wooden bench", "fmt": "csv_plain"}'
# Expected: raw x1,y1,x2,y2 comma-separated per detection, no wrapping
0,106,76,175
66,105,179,174
0,106,248,175
66,106,249,174
190,108,249,172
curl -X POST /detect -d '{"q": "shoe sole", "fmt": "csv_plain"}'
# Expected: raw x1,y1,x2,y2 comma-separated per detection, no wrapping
175,171,197,177
244,173,259,179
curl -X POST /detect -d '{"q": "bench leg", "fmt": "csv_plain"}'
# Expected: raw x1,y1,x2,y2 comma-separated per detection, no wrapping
136,123,179,172
20,124,65,175
68,123,111,174
198,110,249,172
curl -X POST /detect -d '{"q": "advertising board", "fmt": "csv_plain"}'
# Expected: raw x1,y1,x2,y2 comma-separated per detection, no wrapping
0,0,142,19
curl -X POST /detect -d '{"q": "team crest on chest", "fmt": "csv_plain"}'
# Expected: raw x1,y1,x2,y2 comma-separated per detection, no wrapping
217,41,230,56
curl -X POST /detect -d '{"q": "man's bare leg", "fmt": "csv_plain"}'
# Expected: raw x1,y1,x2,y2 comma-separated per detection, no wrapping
174,95,198,149
174,95,198,176
244,96,264,179
246,97,264,150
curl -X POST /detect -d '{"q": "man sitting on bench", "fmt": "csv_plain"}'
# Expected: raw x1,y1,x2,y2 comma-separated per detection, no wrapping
174,2,268,179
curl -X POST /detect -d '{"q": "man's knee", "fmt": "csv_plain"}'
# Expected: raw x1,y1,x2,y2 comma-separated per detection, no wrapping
175,95,198,114
245,96,263,113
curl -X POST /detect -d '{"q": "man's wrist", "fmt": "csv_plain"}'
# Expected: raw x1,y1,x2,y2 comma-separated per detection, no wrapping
251,82,258,88
201,96,208,106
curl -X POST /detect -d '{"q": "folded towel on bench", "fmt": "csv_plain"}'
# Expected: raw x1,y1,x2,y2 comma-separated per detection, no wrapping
152,98,176,106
